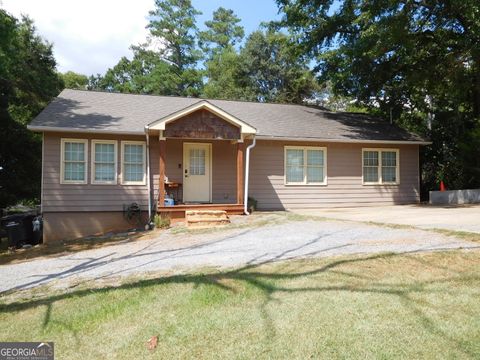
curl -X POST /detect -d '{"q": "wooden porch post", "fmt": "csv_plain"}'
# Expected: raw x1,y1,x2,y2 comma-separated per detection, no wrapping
159,139,166,207
236,141,245,205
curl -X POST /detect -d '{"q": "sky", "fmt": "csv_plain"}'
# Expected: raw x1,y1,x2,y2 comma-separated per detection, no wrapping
1,0,281,76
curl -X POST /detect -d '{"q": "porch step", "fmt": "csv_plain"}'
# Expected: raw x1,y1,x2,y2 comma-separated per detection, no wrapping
186,210,230,228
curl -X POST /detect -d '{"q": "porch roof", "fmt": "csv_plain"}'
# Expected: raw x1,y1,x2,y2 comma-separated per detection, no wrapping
28,89,428,144
148,100,257,136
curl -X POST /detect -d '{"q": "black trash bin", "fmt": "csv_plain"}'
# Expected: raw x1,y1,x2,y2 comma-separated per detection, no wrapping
1,214,35,248
20,215,35,244
5,221,25,248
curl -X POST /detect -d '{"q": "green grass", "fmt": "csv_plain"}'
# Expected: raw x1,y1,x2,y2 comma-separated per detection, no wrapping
431,229,480,243
1,250,480,359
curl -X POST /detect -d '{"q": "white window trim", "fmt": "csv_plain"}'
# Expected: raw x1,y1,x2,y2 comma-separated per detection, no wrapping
120,140,147,185
91,140,118,185
362,148,400,185
60,138,88,185
284,146,328,186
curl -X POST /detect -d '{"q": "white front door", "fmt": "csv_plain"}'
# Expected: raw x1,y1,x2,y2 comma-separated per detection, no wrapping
183,143,211,203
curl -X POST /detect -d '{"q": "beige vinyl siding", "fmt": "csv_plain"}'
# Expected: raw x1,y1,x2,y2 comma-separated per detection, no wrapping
43,133,420,213
211,140,237,203
42,132,149,212
249,141,420,210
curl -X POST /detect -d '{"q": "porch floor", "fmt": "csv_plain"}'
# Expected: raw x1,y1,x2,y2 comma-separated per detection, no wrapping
157,203,244,223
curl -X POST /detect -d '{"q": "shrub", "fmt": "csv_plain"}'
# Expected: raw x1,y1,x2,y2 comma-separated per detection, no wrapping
154,214,170,229
247,197,257,213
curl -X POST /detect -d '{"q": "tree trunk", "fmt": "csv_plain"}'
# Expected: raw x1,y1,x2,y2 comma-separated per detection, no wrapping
472,54,480,118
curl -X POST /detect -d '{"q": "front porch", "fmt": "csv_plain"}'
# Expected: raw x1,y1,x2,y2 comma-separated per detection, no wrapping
157,203,245,222
155,138,246,222
148,100,256,221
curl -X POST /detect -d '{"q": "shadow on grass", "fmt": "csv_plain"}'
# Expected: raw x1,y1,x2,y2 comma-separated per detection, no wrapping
1,250,479,357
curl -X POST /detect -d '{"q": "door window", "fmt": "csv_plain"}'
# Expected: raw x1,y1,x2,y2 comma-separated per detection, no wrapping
189,148,206,175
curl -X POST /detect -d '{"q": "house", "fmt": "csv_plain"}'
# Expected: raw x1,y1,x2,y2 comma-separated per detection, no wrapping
28,89,429,242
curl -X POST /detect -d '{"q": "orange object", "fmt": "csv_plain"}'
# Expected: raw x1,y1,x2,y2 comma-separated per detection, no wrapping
440,181,446,191
147,335,158,351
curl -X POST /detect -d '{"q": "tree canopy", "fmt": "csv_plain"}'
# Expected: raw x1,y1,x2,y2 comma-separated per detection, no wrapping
88,50,179,95
199,7,244,56
145,0,203,96
0,10,62,208
60,71,88,90
276,0,480,191
90,1,318,103
236,29,318,103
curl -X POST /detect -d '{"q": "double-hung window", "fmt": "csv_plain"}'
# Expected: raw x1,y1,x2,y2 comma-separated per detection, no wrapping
61,139,88,184
92,140,117,184
362,149,399,184
285,146,327,185
121,141,146,185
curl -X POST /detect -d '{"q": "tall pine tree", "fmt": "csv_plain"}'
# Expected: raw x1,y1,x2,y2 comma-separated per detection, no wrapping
146,0,203,96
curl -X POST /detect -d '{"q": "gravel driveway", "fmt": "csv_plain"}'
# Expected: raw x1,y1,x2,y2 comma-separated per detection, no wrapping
0,217,477,294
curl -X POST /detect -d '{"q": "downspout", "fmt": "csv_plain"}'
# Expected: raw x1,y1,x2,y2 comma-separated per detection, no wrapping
144,125,152,223
243,136,256,215
40,132,44,214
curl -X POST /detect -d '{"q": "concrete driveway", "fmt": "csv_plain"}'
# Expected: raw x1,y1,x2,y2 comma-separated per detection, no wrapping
0,214,477,294
294,205,480,233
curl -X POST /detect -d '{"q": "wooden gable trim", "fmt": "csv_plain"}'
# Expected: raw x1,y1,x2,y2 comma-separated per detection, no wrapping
148,101,257,135
164,109,241,139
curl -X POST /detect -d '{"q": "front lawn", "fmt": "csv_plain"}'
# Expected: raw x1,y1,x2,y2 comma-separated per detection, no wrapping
1,250,479,359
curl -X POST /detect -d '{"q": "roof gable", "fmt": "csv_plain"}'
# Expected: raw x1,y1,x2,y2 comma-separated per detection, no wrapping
148,100,257,135
163,108,241,139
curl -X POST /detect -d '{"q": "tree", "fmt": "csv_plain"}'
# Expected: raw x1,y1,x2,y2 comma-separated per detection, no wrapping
314,81,361,112
203,29,318,103
0,10,62,208
146,0,203,96
60,71,88,90
237,29,319,103
88,48,183,96
199,7,244,57
4,15,62,126
202,47,247,100
200,8,246,100
92,0,204,97
276,0,480,190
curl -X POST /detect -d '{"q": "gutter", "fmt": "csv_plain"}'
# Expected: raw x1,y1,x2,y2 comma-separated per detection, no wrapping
26,126,430,145
144,125,152,224
255,135,431,146
27,125,144,136
244,136,256,215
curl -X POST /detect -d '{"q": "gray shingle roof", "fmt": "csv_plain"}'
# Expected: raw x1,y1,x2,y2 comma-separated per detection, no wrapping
29,89,427,143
